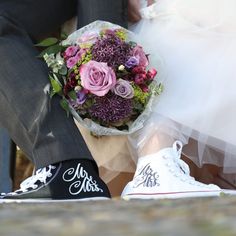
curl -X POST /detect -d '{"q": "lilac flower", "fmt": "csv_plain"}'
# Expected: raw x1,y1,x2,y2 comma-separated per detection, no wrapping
69,90,87,109
76,90,87,104
125,56,139,69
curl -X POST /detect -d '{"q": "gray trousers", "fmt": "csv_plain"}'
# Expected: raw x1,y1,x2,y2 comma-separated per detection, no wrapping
0,0,128,168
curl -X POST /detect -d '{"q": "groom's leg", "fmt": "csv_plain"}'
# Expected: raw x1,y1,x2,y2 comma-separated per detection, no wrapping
0,0,94,168
77,0,128,28
0,0,77,41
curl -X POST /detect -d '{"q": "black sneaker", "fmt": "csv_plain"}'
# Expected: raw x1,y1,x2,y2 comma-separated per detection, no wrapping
0,159,111,202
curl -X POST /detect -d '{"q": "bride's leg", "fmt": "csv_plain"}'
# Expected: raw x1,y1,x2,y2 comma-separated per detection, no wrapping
123,116,221,199
136,127,176,157
128,116,182,158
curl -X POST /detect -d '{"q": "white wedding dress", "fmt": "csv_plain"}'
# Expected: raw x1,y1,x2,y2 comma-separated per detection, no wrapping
64,0,236,185
129,0,236,173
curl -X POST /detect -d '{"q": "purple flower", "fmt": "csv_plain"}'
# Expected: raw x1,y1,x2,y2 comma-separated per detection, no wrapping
76,90,87,104
132,45,149,68
113,79,134,99
92,34,132,68
125,56,139,69
88,93,133,125
69,90,87,109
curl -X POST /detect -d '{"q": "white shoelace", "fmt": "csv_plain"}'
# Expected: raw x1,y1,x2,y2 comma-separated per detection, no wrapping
19,165,56,192
171,141,219,189
171,141,207,186
1,165,56,196
172,141,190,175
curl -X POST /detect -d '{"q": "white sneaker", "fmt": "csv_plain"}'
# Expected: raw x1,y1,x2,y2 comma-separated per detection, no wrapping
121,141,221,199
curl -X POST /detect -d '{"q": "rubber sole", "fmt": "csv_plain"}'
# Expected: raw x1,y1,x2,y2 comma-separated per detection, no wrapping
0,197,110,204
122,190,222,200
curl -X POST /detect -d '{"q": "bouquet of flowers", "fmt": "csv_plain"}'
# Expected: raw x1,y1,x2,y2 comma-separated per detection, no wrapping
39,21,163,135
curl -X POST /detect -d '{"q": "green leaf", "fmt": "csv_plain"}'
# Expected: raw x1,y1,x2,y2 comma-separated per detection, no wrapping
35,37,58,47
151,83,164,96
50,90,56,98
38,45,65,58
60,98,70,116
68,90,77,100
49,75,62,94
60,32,68,40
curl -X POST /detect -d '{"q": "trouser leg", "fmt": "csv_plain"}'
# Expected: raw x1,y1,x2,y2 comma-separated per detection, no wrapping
0,1,94,168
0,0,77,41
77,0,128,28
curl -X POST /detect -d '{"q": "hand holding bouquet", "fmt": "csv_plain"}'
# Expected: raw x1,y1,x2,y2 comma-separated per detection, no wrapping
39,21,163,135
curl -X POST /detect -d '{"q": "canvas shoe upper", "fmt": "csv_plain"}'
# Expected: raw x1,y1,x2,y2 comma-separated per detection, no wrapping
0,159,111,202
121,141,221,199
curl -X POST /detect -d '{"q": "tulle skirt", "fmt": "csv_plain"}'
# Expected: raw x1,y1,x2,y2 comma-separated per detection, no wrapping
66,0,236,183
129,0,236,174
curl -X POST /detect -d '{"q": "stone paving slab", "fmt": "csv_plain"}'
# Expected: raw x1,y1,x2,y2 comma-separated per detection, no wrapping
0,196,236,236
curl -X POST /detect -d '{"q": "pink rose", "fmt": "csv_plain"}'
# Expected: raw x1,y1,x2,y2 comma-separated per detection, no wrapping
132,46,149,68
77,31,98,46
64,46,79,58
80,60,116,96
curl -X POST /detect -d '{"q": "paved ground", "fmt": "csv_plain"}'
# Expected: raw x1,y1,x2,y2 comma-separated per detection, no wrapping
0,196,236,236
